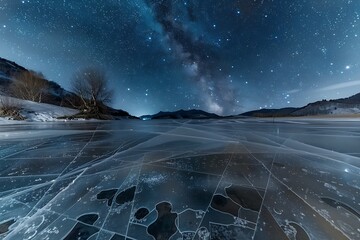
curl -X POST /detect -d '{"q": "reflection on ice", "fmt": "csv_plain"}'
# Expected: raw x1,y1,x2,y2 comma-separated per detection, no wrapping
0,119,359,239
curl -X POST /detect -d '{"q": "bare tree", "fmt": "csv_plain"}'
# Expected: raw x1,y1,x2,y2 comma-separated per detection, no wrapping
70,67,113,114
10,71,48,103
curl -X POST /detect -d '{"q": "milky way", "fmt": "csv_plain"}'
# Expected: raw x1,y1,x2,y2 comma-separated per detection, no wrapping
0,0,360,116
145,0,239,114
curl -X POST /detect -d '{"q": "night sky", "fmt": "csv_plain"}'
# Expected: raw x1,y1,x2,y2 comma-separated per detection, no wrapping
1,0,360,116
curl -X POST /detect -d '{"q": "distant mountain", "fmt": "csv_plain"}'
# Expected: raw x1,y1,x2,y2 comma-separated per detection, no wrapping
143,92,360,120
241,93,360,117
241,108,299,117
141,109,221,120
291,93,360,116
0,57,135,119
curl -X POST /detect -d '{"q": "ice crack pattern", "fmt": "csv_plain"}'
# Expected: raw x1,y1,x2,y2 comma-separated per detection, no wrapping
0,119,359,239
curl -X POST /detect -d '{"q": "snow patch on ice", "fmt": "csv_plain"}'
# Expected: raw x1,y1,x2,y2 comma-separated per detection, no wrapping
141,174,166,186
324,183,337,191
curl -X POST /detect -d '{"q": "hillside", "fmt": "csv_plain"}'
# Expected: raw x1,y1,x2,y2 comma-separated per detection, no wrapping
0,57,135,120
0,57,80,108
0,57,27,93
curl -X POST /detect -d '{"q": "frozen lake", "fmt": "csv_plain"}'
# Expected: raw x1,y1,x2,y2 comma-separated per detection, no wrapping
0,119,359,240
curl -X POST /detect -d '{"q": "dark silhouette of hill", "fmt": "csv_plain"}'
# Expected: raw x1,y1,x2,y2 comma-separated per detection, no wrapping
141,109,221,120
241,108,299,117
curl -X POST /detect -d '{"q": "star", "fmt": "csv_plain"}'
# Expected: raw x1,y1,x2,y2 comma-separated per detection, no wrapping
0,0,358,116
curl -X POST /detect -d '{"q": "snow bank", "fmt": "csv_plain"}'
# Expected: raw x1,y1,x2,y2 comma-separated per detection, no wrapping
0,96,79,122
20,100,78,122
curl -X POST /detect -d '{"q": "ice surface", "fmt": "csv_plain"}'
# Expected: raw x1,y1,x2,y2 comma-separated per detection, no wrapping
0,119,359,239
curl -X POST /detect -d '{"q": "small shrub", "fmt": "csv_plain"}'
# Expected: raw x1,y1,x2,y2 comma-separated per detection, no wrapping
0,97,25,120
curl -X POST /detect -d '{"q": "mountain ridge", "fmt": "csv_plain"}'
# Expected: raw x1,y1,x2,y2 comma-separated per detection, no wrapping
142,93,360,119
141,109,221,120
241,93,360,117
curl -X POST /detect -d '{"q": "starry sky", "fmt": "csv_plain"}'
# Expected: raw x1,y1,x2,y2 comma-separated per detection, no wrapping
1,0,360,116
